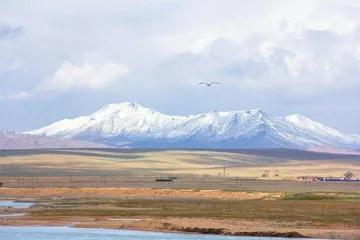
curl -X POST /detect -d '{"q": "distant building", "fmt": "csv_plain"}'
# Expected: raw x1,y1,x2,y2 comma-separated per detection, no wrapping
296,176,324,181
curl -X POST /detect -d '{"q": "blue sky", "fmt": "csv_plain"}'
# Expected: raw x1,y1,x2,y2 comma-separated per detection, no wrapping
1,0,360,133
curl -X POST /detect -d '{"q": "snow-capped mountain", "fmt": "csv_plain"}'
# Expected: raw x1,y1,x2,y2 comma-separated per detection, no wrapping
25,102,360,149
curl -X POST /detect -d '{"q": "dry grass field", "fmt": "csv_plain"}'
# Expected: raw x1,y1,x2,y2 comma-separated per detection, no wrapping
1,148,360,239
0,148,359,179
0,148,359,192
1,192,360,239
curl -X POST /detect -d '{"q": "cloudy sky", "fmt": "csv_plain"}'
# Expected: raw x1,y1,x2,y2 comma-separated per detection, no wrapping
1,0,360,133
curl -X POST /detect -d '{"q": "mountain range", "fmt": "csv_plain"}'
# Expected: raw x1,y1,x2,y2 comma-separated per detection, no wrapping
24,102,360,151
0,131,110,150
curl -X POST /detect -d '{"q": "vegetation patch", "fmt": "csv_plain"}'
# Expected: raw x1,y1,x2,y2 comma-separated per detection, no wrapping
281,192,360,202
29,198,360,227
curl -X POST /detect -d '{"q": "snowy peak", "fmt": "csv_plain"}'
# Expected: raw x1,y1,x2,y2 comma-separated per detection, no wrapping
284,114,324,128
284,114,309,124
283,114,344,138
25,102,360,150
102,102,144,111
92,102,145,116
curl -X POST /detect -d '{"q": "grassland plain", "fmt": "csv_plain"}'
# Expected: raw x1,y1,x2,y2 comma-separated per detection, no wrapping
1,149,360,239
0,148,359,178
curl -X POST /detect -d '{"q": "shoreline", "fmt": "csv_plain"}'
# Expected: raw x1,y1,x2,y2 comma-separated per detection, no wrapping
0,220,308,238
76,226,308,238
1,217,359,239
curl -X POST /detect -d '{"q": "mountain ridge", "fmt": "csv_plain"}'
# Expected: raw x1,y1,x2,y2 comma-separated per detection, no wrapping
25,102,360,150
0,130,111,149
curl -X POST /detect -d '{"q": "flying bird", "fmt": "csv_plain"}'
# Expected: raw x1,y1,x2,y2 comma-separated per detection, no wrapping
199,82,220,87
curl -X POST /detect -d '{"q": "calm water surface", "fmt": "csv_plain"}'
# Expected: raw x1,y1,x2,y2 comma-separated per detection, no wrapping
0,200,34,208
0,226,326,240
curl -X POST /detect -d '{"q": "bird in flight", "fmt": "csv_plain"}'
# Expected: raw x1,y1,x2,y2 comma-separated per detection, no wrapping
199,82,220,87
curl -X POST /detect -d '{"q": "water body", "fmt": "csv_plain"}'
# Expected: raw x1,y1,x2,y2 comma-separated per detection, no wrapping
0,213,25,218
0,226,325,240
0,200,34,208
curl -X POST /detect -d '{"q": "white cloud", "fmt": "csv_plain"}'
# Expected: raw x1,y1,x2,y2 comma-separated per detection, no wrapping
6,91,33,100
0,54,130,101
157,23,360,97
38,60,130,92
0,91,33,101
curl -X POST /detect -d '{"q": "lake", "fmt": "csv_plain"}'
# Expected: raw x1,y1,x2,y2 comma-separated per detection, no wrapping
0,200,34,208
0,226,325,240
